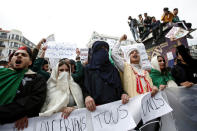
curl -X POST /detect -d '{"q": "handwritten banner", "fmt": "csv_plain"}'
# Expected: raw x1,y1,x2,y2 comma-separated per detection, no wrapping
36,109,87,131
0,92,173,131
141,92,173,124
91,100,136,131
45,42,76,59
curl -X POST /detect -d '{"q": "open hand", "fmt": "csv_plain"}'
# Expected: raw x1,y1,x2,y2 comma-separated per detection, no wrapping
85,96,96,111
15,116,28,130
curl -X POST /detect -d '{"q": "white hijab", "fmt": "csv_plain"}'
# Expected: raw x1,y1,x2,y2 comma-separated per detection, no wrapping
125,47,145,76
151,56,161,72
151,56,178,88
39,63,84,116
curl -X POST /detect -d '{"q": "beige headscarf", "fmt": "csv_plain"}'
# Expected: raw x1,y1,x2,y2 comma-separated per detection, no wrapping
39,63,84,116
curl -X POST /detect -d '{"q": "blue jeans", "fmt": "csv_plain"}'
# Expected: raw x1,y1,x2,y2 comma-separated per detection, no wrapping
131,27,139,41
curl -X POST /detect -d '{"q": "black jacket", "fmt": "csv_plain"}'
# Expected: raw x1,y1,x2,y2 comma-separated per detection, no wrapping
171,61,197,85
0,71,47,124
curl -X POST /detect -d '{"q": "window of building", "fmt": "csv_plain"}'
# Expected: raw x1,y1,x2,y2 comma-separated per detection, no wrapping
0,33,7,39
0,50,2,56
0,41,5,47
15,35,19,40
14,42,18,48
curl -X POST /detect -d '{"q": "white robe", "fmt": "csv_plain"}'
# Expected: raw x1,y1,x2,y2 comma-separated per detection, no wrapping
39,64,84,117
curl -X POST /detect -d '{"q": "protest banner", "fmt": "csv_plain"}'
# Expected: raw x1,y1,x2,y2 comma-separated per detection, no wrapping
45,42,76,59
141,92,173,124
91,100,136,131
35,109,88,131
165,27,189,40
0,109,90,131
44,41,77,69
0,92,176,131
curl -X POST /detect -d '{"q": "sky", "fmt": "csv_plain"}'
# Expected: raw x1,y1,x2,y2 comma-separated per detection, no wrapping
1,0,197,47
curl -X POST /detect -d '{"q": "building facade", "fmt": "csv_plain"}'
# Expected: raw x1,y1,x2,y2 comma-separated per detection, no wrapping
0,28,36,60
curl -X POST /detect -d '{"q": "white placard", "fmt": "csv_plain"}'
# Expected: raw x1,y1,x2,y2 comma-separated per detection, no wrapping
0,92,175,131
121,43,152,70
166,52,174,60
80,48,88,62
91,100,136,131
46,34,55,42
165,26,189,40
45,42,76,59
141,92,173,124
36,109,87,131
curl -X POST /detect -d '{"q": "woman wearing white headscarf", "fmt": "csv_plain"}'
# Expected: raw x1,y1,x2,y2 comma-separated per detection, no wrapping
112,35,158,98
39,61,84,118
150,56,178,90
112,34,159,131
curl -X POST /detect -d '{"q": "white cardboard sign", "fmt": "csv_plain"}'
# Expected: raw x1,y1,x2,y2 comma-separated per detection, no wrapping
91,100,136,131
141,92,173,124
45,42,76,59
0,92,173,131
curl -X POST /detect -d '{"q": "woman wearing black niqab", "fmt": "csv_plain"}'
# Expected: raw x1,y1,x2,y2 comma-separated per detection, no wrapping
84,41,129,111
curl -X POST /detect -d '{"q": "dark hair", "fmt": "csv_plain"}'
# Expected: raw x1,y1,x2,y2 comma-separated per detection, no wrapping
174,8,178,11
69,59,75,65
58,61,70,72
59,58,68,62
17,46,33,60
157,55,168,75
163,7,169,11
9,51,16,62
144,13,147,15
43,59,48,65
139,14,142,17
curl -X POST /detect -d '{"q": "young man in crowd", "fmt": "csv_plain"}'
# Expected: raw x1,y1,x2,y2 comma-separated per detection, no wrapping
144,13,152,29
161,7,174,23
71,48,84,88
0,46,47,130
172,8,180,23
128,16,140,42
150,16,163,43
172,8,193,32
141,13,152,41
31,39,51,81
137,14,144,38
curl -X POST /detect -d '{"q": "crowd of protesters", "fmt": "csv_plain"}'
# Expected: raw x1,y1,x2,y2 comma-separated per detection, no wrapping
0,9,197,131
128,7,195,43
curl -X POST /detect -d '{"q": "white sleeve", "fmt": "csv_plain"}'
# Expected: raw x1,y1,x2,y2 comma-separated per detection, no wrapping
111,41,125,72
